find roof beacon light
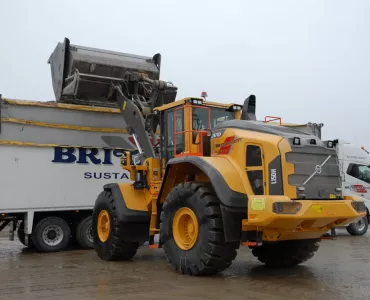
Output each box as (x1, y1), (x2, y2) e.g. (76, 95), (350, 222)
(201, 91), (208, 101)
(293, 137), (301, 145)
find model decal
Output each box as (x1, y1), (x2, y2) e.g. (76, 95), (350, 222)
(216, 136), (242, 154)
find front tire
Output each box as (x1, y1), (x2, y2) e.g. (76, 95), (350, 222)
(346, 216), (368, 236)
(252, 239), (320, 268)
(32, 217), (71, 253)
(92, 191), (138, 261)
(160, 182), (239, 276)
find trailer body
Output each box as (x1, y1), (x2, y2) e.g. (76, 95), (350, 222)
(0, 97), (134, 251)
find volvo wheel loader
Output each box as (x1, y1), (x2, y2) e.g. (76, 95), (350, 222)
(49, 38), (366, 275)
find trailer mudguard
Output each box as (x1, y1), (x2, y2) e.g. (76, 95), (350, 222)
(102, 183), (150, 243)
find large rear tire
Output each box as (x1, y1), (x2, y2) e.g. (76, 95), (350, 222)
(346, 216), (368, 236)
(252, 239), (320, 268)
(32, 217), (71, 253)
(92, 191), (138, 261)
(160, 182), (239, 276)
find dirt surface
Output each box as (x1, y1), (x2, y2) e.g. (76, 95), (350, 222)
(0, 229), (368, 300)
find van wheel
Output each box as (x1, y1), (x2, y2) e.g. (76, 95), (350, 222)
(32, 217), (71, 252)
(76, 216), (94, 249)
(17, 221), (34, 248)
(346, 216), (368, 236)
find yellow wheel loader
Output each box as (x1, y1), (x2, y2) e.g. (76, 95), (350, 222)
(49, 38), (366, 275)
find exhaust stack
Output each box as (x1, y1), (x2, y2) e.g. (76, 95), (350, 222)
(48, 38), (163, 107)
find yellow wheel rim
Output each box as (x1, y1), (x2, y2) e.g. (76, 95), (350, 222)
(97, 210), (111, 243)
(172, 207), (199, 250)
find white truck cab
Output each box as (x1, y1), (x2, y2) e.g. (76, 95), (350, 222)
(337, 140), (370, 235)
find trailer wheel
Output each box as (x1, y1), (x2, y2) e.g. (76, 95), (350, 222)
(346, 216), (368, 236)
(92, 191), (138, 261)
(160, 182), (238, 276)
(76, 216), (94, 249)
(252, 239), (320, 268)
(17, 221), (34, 248)
(32, 217), (71, 253)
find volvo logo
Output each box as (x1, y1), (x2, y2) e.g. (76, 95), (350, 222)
(315, 165), (322, 174)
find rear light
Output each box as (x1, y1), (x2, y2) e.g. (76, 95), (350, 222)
(351, 201), (366, 213)
(273, 202), (302, 214)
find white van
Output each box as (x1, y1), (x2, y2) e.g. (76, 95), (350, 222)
(337, 140), (370, 235)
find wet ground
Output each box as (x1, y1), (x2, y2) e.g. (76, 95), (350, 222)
(0, 229), (369, 300)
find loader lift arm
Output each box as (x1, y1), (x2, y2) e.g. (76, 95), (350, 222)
(111, 73), (178, 161)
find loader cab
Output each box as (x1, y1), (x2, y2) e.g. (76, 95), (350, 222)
(156, 98), (241, 165)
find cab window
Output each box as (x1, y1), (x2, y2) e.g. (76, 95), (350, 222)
(191, 107), (234, 130)
(192, 107), (209, 131)
(165, 109), (184, 160)
(347, 163), (370, 184)
(210, 107), (234, 128)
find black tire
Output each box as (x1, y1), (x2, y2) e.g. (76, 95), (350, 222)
(76, 216), (94, 249)
(32, 217), (71, 253)
(252, 239), (320, 268)
(346, 216), (369, 236)
(17, 221), (34, 248)
(92, 190), (138, 261)
(160, 182), (239, 276)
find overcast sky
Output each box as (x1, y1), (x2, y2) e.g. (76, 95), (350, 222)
(1, 0), (369, 148)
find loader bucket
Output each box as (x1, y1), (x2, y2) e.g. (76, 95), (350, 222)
(48, 38), (162, 107)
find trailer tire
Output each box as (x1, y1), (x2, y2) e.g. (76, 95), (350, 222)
(160, 182), (238, 276)
(76, 216), (94, 249)
(346, 216), (368, 236)
(32, 217), (71, 253)
(17, 221), (34, 248)
(252, 239), (320, 268)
